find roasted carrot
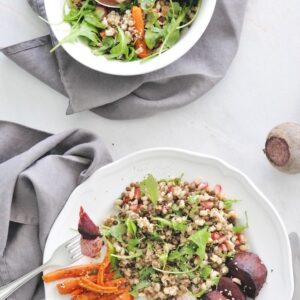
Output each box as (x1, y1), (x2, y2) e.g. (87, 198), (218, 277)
(135, 39), (149, 58)
(116, 292), (133, 300)
(97, 250), (110, 285)
(79, 278), (119, 293)
(71, 289), (84, 296)
(100, 31), (106, 39)
(104, 278), (128, 288)
(43, 263), (101, 283)
(131, 6), (144, 36)
(56, 276), (97, 294)
(71, 292), (101, 300)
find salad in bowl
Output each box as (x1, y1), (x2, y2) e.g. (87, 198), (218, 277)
(44, 0), (216, 75)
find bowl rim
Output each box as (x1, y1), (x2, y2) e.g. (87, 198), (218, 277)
(43, 147), (294, 299)
(44, 0), (216, 76)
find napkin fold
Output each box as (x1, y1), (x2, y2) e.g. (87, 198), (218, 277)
(1, 0), (247, 119)
(0, 121), (112, 300)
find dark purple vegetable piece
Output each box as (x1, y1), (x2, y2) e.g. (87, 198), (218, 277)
(227, 252), (267, 298)
(78, 207), (99, 240)
(217, 277), (245, 300)
(202, 291), (228, 300)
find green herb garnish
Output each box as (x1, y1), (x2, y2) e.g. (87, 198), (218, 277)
(140, 174), (159, 205)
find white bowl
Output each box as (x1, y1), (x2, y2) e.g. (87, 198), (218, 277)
(44, 148), (294, 300)
(44, 0), (216, 76)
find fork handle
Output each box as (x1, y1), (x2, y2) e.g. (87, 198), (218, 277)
(0, 262), (50, 300)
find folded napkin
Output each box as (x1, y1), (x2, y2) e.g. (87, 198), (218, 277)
(0, 121), (112, 300)
(1, 0), (247, 119)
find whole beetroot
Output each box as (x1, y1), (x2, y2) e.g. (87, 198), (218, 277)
(264, 122), (300, 173)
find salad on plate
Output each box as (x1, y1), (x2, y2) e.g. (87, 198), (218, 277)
(43, 175), (267, 300)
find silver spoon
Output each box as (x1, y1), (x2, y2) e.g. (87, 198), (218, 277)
(94, 0), (120, 8)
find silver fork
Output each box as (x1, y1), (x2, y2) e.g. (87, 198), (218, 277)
(0, 235), (82, 300)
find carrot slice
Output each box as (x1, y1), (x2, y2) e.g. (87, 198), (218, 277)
(116, 292), (133, 300)
(71, 289), (84, 296)
(131, 6), (144, 36)
(79, 278), (119, 294)
(97, 250), (110, 284)
(43, 263), (101, 283)
(56, 276), (97, 294)
(71, 293), (101, 300)
(135, 39), (149, 58)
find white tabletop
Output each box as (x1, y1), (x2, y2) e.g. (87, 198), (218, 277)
(0, 0), (300, 234)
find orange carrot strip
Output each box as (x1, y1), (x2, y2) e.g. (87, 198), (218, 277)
(116, 292), (133, 300)
(71, 289), (84, 296)
(43, 263), (101, 283)
(97, 250), (110, 285)
(71, 293), (101, 300)
(104, 278), (128, 288)
(135, 39), (149, 58)
(131, 6), (144, 36)
(56, 276), (97, 294)
(79, 278), (119, 294)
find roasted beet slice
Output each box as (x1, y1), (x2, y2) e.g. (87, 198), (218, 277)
(217, 277), (245, 300)
(202, 291), (228, 300)
(78, 207), (99, 240)
(227, 252), (267, 298)
(80, 237), (103, 258)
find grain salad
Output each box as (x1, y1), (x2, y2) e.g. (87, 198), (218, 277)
(50, 0), (201, 61)
(100, 175), (248, 299)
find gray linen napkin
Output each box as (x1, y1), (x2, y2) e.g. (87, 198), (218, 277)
(0, 121), (112, 300)
(1, 0), (247, 119)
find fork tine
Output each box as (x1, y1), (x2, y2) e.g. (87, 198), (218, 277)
(70, 248), (82, 257)
(64, 235), (80, 248)
(72, 253), (84, 261)
(69, 245), (81, 253)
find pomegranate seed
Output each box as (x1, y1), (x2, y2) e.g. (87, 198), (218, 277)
(130, 204), (140, 212)
(199, 182), (208, 190)
(214, 184), (222, 195)
(212, 232), (220, 240)
(135, 187), (141, 199)
(220, 243), (228, 252)
(168, 186), (174, 193)
(122, 196), (130, 204)
(201, 201), (214, 209)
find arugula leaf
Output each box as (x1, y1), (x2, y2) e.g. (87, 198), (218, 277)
(159, 252), (169, 269)
(187, 195), (199, 204)
(106, 27), (129, 59)
(111, 249), (143, 259)
(193, 289), (207, 298)
(130, 281), (150, 298)
(200, 265), (212, 279)
(105, 239), (118, 270)
(145, 29), (160, 50)
(126, 218), (137, 237)
(224, 199), (240, 210)
(109, 223), (126, 242)
(51, 21), (99, 52)
(188, 227), (210, 260)
(154, 217), (187, 231)
(153, 217), (172, 227)
(140, 174), (159, 205)
(127, 238), (140, 252)
(139, 267), (155, 280)
(113, 270), (122, 279)
(84, 13), (105, 28)
(233, 211), (249, 234)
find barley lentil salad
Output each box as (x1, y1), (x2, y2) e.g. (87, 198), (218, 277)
(51, 0), (201, 61)
(101, 175), (248, 299)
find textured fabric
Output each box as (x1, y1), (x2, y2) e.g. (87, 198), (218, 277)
(0, 121), (112, 300)
(1, 0), (247, 119)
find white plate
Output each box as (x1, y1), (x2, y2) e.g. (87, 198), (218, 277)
(44, 0), (216, 76)
(44, 148), (294, 299)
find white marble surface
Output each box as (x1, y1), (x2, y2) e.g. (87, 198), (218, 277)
(0, 0), (300, 235)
